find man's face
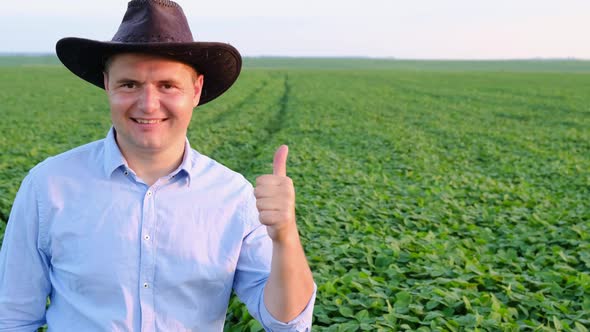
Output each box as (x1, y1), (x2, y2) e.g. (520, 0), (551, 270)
(103, 53), (203, 157)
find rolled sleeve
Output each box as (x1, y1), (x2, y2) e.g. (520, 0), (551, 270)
(259, 283), (316, 332)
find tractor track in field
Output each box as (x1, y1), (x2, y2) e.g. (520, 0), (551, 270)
(263, 73), (289, 138)
(231, 73), (290, 176)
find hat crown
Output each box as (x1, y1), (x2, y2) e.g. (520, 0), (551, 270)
(112, 0), (194, 43)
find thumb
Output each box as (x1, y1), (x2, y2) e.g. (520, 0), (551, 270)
(273, 145), (288, 177)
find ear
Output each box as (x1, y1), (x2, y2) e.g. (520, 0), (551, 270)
(103, 72), (110, 92)
(192, 74), (204, 108)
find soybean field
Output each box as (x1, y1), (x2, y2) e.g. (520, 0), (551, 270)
(1, 57), (589, 331)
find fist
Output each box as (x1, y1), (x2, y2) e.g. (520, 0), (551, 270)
(254, 145), (297, 243)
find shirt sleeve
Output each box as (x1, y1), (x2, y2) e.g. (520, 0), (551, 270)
(232, 192), (273, 323)
(258, 283), (316, 332)
(232, 189), (315, 332)
(0, 173), (51, 331)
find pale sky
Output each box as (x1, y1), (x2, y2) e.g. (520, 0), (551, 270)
(1, 0), (589, 59)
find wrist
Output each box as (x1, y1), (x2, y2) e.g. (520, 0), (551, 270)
(270, 225), (302, 248)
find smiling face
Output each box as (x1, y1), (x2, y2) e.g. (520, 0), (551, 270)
(103, 53), (203, 159)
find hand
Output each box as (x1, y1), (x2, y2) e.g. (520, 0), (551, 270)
(254, 145), (297, 243)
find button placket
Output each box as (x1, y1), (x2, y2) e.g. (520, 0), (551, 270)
(139, 186), (157, 328)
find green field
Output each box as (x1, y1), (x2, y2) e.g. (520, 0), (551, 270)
(1, 57), (589, 331)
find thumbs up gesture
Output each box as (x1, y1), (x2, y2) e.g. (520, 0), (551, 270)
(254, 145), (297, 243)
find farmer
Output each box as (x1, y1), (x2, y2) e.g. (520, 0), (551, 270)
(0, 0), (315, 331)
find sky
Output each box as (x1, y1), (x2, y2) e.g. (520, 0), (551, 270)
(1, 0), (589, 59)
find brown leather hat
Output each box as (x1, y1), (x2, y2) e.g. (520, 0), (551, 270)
(56, 0), (241, 105)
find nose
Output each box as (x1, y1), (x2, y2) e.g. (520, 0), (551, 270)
(138, 84), (160, 114)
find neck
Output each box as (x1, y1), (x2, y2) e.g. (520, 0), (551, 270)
(117, 139), (185, 187)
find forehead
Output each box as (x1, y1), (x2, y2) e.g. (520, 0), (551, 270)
(105, 53), (198, 76)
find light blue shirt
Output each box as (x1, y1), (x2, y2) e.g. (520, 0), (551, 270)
(0, 128), (315, 331)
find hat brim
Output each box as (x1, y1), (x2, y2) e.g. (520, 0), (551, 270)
(56, 37), (242, 106)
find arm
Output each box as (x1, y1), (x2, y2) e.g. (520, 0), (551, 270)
(263, 227), (314, 322)
(254, 145), (315, 322)
(0, 173), (51, 331)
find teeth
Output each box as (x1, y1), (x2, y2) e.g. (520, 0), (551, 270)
(135, 119), (162, 124)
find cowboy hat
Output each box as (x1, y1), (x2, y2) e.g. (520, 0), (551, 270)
(56, 0), (242, 105)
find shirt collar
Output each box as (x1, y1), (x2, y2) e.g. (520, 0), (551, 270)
(103, 127), (127, 177)
(103, 127), (195, 187)
(172, 137), (194, 187)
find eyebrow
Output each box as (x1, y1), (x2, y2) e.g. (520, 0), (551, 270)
(114, 78), (141, 85)
(158, 79), (180, 85)
(114, 77), (183, 84)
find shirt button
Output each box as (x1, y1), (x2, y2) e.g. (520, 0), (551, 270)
(144, 234), (150, 241)
(143, 283), (149, 288)
(124, 170), (129, 176)
(147, 191), (152, 197)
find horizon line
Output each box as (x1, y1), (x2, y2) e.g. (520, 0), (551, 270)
(0, 52), (589, 62)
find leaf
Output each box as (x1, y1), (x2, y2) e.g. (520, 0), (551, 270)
(394, 291), (412, 313)
(553, 316), (563, 331)
(339, 306), (355, 318)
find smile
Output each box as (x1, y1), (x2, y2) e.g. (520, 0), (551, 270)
(132, 118), (165, 124)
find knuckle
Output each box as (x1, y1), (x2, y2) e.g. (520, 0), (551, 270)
(287, 200), (296, 210)
(286, 188), (295, 200)
(280, 210), (290, 221)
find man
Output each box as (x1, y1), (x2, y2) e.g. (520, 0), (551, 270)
(0, 1), (315, 331)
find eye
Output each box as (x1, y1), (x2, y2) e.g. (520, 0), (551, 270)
(162, 83), (174, 89)
(121, 82), (136, 89)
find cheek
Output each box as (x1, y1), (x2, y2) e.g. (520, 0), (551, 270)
(108, 94), (135, 114)
(162, 95), (195, 115)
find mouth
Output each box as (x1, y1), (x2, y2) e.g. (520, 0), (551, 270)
(131, 118), (167, 124)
